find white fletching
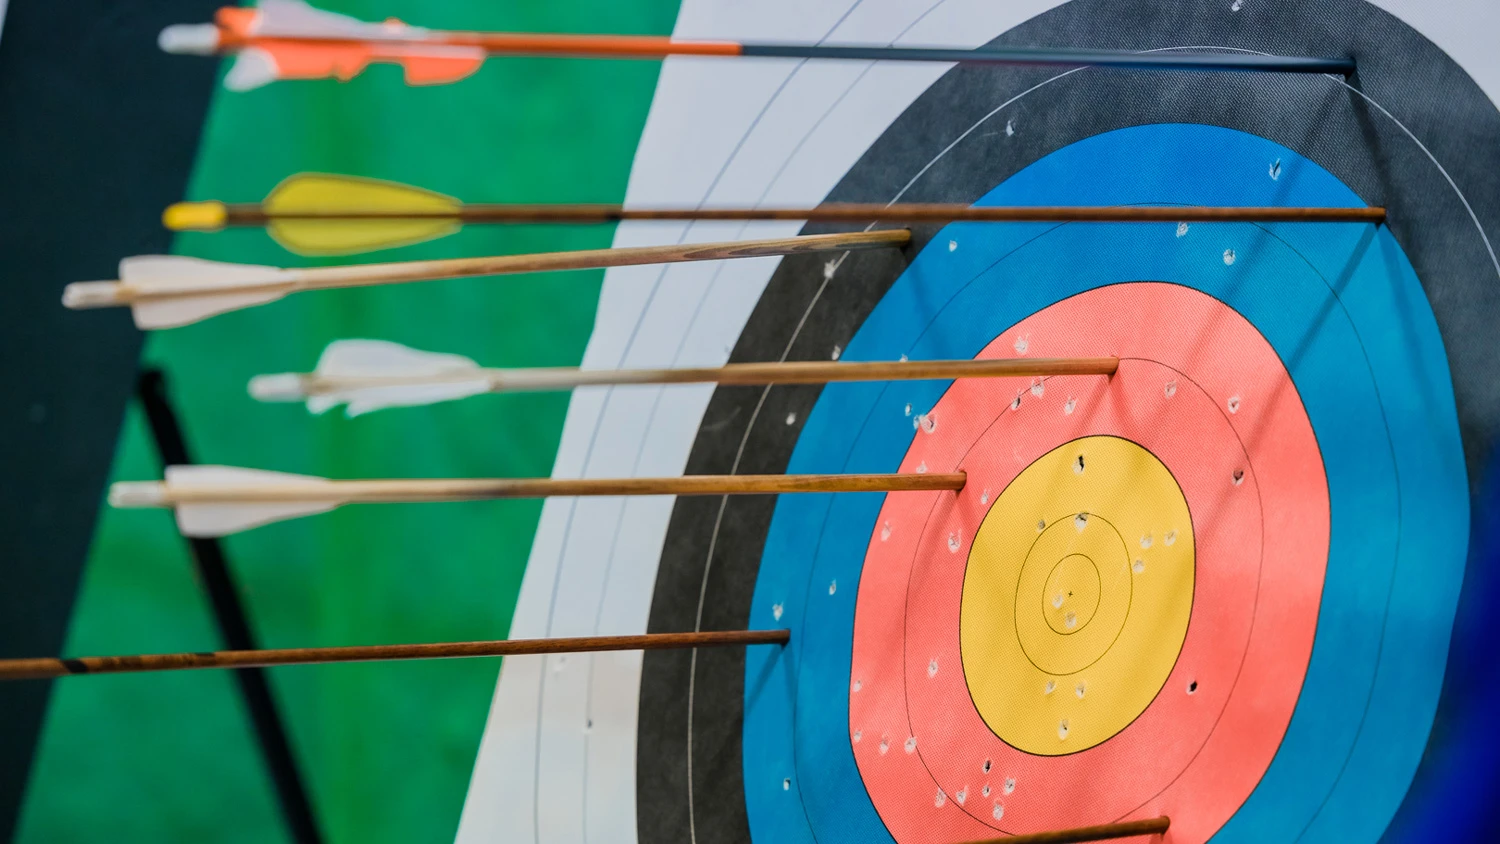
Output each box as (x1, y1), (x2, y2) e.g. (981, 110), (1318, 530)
(120, 255), (294, 329)
(224, 48), (282, 92)
(304, 339), (491, 416)
(165, 465), (339, 537)
(253, 0), (429, 40)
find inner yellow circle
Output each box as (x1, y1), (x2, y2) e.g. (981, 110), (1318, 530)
(1042, 554), (1101, 635)
(960, 436), (1194, 755)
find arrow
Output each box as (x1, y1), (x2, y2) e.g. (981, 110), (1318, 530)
(961, 816), (1171, 844)
(160, 0), (1354, 92)
(0, 629), (789, 681)
(111, 465), (966, 537)
(60, 229), (906, 329)
(249, 339), (1120, 416)
(163, 173), (1388, 256)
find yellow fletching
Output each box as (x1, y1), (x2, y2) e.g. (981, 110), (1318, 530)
(164, 201), (228, 232)
(264, 173), (462, 256)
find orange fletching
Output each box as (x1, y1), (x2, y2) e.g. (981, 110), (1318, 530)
(262, 41), (375, 82)
(213, 6), (256, 48)
(205, 3), (625, 86)
(396, 50), (487, 86)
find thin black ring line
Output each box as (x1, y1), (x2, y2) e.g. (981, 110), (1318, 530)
(1006, 513), (1133, 678)
(1041, 553), (1104, 636)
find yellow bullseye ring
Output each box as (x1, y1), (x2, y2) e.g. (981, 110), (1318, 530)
(960, 436), (1194, 755)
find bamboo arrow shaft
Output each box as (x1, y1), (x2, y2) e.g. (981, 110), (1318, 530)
(216, 202), (1386, 226)
(0, 629), (790, 681)
(292, 357), (1120, 394)
(962, 816), (1170, 844)
(122, 473), (967, 506)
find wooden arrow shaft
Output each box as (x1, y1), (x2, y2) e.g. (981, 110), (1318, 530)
(280, 228), (906, 294)
(108, 230), (905, 303)
(219, 202), (1386, 225)
(0, 629), (789, 681)
(962, 816), (1170, 844)
(139, 472), (967, 505)
(295, 357), (1120, 394)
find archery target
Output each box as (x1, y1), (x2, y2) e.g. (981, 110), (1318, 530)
(458, 1), (1500, 843)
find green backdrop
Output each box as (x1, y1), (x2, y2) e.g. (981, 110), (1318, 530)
(16, 1), (680, 840)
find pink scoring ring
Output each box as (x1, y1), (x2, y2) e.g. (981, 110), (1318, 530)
(849, 283), (1328, 843)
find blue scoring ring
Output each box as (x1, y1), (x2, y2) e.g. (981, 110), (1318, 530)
(742, 124), (1467, 843)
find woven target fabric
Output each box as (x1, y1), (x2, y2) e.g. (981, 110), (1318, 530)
(740, 123), (1464, 844)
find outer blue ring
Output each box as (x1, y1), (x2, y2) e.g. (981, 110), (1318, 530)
(743, 125), (1467, 843)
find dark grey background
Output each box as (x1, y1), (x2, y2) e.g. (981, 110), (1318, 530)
(0, 0), (221, 836)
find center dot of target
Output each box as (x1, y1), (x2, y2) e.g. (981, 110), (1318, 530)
(1043, 554), (1101, 634)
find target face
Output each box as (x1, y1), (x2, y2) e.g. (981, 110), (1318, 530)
(458, 1), (1500, 842)
(736, 121), (1468, 843)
